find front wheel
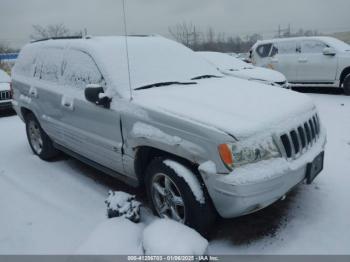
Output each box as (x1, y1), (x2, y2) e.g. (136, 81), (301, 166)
(344, 74), (350, 96)
(25, 113), (59, 160)
(145, 158), (215, 236)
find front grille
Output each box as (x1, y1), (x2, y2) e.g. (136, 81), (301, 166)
(279, 114), (321, 159)
(0, 90), (11, 101)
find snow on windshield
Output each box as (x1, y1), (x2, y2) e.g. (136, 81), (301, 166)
(197, 51), (251, 71)
(88, 36), (222, 97)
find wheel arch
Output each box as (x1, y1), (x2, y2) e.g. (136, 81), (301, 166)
(134, 146), (202, 187)
(340, 67), (350, 86)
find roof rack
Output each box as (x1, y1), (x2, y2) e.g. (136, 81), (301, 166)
(30, 35), (84, 43)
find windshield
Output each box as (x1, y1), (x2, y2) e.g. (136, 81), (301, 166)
(197, 51), (252, 71)
(91, 36), (222, 97)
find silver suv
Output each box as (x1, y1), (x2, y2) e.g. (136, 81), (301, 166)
(12, 36), (326, 234)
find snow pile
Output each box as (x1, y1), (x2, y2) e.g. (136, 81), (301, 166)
(76, 218), (144, 255)
(105, 191), (141, 223)
(163, 160), (205, 204)
(142, 219), (208, 255)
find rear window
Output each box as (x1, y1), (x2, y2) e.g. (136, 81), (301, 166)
(256, 44), (272, 58)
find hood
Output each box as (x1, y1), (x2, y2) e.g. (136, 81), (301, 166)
(133, 77), (314, 139)
(0, 83), (10, 92)
(224, 67), (286, 84)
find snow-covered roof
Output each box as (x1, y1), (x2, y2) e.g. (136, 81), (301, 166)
(0, 69), (10, 83)
(23, 36), (221, 98)
(254, 36), (350, 51)
(197, 51), (251, 70)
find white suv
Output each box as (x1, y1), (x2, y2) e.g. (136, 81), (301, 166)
(251, 36), (350, 95)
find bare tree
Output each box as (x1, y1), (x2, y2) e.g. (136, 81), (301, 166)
(168, 22), (201, 49)
(30, 23), (81, 40)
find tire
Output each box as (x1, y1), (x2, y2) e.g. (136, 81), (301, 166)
(145, 158), (215, 236)
(344, 74), (350, 96)
(25, 113), (59, 160)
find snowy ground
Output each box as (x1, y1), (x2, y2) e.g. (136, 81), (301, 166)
(0, 91), (349, 255)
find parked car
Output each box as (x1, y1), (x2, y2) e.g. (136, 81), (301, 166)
(197, 51), (289, 88)
(251, 36), (350, 95)
(12, 36), (326, 234)
(0, 69), (12, 111)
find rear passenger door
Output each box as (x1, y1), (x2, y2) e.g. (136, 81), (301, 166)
(59, 48), (124, 173)
(271, 40), (299, 82)
(31, 47), (65, 143)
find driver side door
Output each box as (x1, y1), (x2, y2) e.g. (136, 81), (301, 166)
(59, 48), (124, 173)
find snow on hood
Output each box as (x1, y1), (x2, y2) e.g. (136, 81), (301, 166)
(197, 51), (286, 83)
(134, 77), (315, 139)
(225, 67), (286, 83)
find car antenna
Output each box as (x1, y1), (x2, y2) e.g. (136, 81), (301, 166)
(122, 0), (133, 101)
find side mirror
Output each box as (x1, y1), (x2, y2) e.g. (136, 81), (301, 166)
(84, 84), (111, 109)
(323, 47), (336, 56)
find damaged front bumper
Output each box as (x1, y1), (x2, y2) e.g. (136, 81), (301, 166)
(201, 129), (327, 218)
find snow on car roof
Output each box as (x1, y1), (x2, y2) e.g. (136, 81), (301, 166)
(0, 69), (10, 83)
(23, 36), (221, 98)
(197, 51), (251, 71)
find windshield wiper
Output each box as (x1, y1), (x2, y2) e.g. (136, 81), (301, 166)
(191, 75), (221, 80)
(134, 81), (196, 91)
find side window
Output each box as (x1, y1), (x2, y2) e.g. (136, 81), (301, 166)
(301, 40), (328, 54)
(62, 49), (104, 90)
(34, 48), (63, 83)
(256, 44), (272, 58)
(276, 41), (298, 55)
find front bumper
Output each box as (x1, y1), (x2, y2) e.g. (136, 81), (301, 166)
(201, 129), (326, 218)
(0, 100), (13, 110)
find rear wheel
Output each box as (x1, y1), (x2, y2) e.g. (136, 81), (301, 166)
(25, 113), (59, 160)
(344, 74), (350, 96)
(145, 158), (215, 236)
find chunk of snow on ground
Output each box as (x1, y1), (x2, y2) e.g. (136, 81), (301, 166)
(105, 191), (141, 223)
(163, 160), (205, 204)
(76, 218), (144, 255)
(131, 122), (182, 145)
(142, 219), (208, 255)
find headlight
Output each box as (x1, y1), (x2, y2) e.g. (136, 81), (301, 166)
(219, 136), (281, 170)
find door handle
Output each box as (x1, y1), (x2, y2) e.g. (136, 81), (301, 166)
(28, 87), (38, 98)
(271, 58), (279, 63)
(61, 96), (74, 111)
